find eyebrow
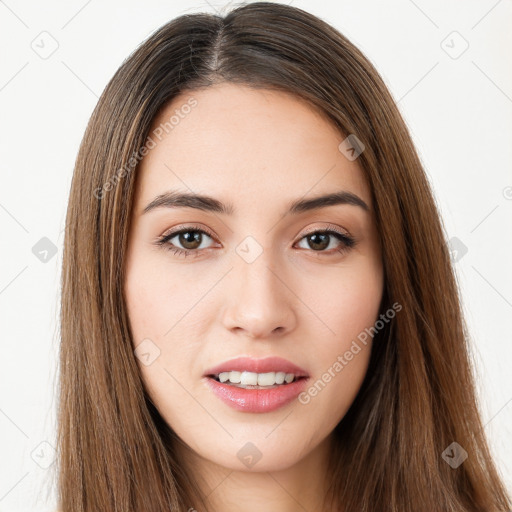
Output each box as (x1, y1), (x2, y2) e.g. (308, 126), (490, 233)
(142, 189), (370, 216)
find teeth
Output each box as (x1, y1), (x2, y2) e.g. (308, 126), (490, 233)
(217, 371), (297, 386)
(227, 371), (241, 383)
(275, 372), (285, 385)
(241, 371), (258, 386)
(257, 372), (275, 386)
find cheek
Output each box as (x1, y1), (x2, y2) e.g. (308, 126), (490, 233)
(332, 272), (383, 334)
(124, 251), (197, 345)
(124, 252), (212, 405)
(294, 258), (383, 424)
(124, 275), (170, 346)
(298, 254), (383, 339)
(124, 267), (205, 428)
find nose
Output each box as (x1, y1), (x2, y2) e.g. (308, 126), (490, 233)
(220, 248), (297, 340)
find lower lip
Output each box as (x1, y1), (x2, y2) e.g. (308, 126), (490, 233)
(204, 376), (309, 413)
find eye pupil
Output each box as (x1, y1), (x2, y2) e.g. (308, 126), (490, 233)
(308, 233), (329, 251)
(180, 231), (202, 249)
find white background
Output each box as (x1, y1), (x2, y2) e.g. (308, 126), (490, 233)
(0, 0), (511, 510)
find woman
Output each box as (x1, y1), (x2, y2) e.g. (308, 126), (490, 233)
(57, 2), (512, 510)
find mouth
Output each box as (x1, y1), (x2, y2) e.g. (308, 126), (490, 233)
(202, 357), (310, 413)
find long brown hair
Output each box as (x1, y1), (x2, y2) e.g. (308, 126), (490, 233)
(57, 2), (511, 510)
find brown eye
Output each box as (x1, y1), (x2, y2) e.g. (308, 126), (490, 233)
(175, 231), (204, 250)
(305, 232), (330, 251)
(296, 229), (355, 254)
(155, 226), (216, 257)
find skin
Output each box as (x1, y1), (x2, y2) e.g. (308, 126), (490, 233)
(123, 82), (384, 512)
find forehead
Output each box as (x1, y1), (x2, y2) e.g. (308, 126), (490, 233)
(134, 83), (371, 215)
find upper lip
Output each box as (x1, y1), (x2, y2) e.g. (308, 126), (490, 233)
(203, 356), (309, 377)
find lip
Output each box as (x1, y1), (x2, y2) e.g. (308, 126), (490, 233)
(204, 375), (309, 413)
(203, 356), (309, 378)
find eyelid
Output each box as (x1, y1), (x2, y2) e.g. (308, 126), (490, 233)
(159, 223), (218, 241)
(298, 222), (351, 240)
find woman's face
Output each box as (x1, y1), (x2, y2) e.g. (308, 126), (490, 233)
(124, 82), (384, 473)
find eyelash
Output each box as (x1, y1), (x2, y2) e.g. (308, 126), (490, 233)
(154, 223), (356, 258)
